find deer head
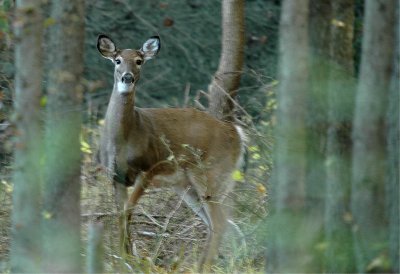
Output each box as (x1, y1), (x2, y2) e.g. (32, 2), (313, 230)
(97, 34), (160, 94)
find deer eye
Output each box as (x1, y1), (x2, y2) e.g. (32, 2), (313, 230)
(136, 59), (142, 65)
(115, 59), (121, 65)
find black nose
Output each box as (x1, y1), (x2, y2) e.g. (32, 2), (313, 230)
(122, 73), (134, 84)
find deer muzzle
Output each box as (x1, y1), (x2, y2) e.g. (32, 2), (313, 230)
(122, 73), (134, 84)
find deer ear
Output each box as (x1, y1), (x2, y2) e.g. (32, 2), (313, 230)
(97, 34), (116, 59)
(140, 36), (160, 61)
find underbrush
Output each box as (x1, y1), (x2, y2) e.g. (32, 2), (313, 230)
(0, 122), (269, 272)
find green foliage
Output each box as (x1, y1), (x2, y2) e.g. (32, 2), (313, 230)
(0, 1), (12, 33)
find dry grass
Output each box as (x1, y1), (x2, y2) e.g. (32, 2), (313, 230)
(0, 178), (11, 270)
(81, 148), (267, 272)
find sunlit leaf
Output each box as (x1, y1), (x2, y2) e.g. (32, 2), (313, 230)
(331, 18), (346, 28)
(314, 241), (328, 252)
(259, 165), (267, 171)
(167, 154), (175, 161)
(80, 135), (92, 154)
(43, 17), (56, 28)
(256, 183), (266, 195)
(1, 180), (13, 193)
(248, 146), (259, 152)
(366, 253), (391, 272)
(42, 210), (53, 219)
(342, 212), (353, 223)
(232, 170), (244, 182)
(40, 96), (47, 107)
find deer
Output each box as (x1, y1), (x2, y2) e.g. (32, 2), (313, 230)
(97, 34), (245, 271)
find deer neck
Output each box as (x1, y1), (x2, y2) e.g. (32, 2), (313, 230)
(106, 85), (137, 141)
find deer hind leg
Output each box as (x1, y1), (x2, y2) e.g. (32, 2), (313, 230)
(199, 199), (228, 272)
(184, 169), (234, 271)
(173, 185), (211, 227)
(177, 185), (228, 273)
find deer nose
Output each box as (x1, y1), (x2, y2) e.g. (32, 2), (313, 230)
(122, 73), (134, 84)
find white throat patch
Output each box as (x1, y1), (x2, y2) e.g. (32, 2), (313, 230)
(117, 81), (134, 94)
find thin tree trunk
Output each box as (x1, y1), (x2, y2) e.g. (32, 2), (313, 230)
(386, 2), (399, 271)
(10, 0), (43, 272)
(87, 223), (104, 274)
(41, 1), (85, 272)
(324, 1), (356, 271)
(207, 0), (244, 121)
(351, 0), (395, 272)
(267, 0), (309, 272)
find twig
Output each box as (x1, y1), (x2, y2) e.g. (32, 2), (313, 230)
(81, 212), (118, 220)
(177, 219), (203, 235)
(194, 99), (206, 111)
(138, 205), (163, 228)
(209, 77), (275, 148)
(194, 89), (208, 110)
(183, 82), (191, 108)
(138, 231), (170, 238)
(151, 188), (188, 260)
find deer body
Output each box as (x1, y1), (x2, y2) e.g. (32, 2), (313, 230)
(97, 34), (244, 271)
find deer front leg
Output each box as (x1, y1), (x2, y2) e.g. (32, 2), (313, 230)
(123, 163), (176, 258)
(120, 174), (148, 258)
(113, 175), (132, 256)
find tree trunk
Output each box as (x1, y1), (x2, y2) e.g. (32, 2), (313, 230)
(275, 0), (309, 214)
(309, 0), (332, 58)
(386, 2), (399, 271)
(305, 0), (332, 243)
(267, 0), (309, 272)
(351, 0), (395, 272)
(10, 0), (43, 272)
(41, 1), (85, 272)
(324, 0), (356, 271)
(207, 0), (244, 121)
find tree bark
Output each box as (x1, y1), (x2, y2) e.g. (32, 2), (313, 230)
(207, 0), (244, 121)
(41, 1), (85, 272)
(324, 0), (356, 271)
(267, 0), (310, 272)
(351, 0), (395, 272)
(10, 0), (43, 272)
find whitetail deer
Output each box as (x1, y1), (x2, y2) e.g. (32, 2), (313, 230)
(97, 34), (245, 271)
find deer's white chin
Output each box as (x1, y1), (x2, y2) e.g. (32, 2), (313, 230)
(117, 82), (135, 94)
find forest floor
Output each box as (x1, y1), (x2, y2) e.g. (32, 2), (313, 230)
(0, 126), (268, 273)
